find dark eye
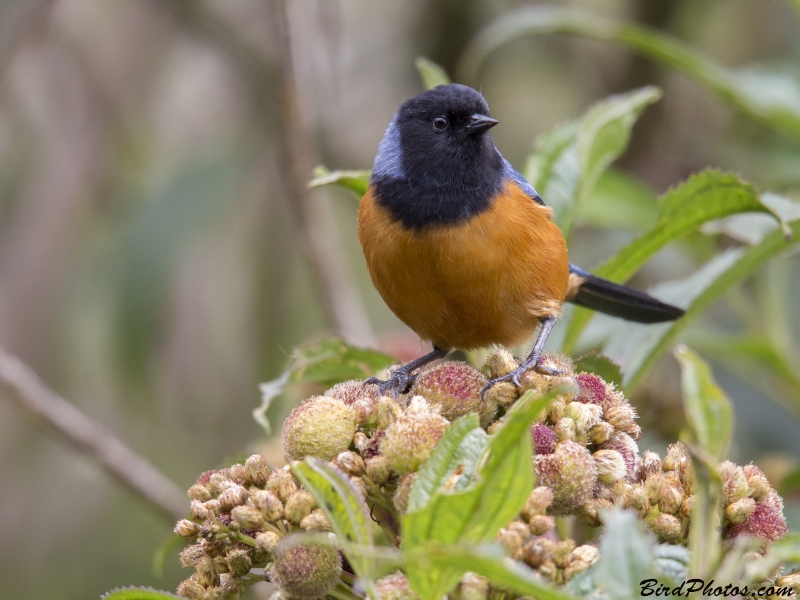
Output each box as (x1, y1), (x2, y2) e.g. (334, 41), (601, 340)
(433, 116), (448, 130)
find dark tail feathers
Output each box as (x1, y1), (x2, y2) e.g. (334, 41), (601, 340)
(567, 265), (684, 324)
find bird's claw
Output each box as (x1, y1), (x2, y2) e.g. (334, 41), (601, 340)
(363, 369), (416, 397)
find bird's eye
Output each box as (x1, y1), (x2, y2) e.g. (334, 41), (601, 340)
(433, 116), (448, 130)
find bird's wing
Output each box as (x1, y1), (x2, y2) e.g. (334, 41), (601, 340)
(500, 155), (545, 206)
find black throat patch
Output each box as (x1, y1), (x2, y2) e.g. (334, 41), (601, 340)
(372, 138), (505, 230)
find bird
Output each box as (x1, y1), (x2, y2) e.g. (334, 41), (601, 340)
(357, 83), (683, 397)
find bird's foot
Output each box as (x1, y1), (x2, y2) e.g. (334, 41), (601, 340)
(364, 367), (417, 397)
(480, 359), (564, 400)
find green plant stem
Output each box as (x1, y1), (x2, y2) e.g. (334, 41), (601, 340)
(556, 517), (570, 541)
(234, 532), (257, 547)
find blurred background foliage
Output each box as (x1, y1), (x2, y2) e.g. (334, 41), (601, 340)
(1, 0), (800, 598)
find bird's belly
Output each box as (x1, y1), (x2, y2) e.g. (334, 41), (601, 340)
(358, 184), (570, 350)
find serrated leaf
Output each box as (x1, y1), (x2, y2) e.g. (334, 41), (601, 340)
(578, 169), (658, 231)
(407, 414), (487, 513)
(415, 57), (451, 90)
(308, 166), (371, 197)
(521, 87), (659, 240)
(459, 6), (800, 139)
(603, 215), (800, 392)
(574, 352), (623, 387)
(675, 346), (733, 462)
(564, 170), (784, 353)
(594, 509), (657, 600)
(101, 588), (181, 600)
(291, 457), (376, 578)
(572, 86), (661, 237)
(402, 389), (561, 599)
(404, 543), (577, 600)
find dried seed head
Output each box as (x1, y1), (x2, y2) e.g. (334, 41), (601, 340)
(272, 536), (342, 600)
(523, 486), (554, 519)
(227, 464), (249, 486)
(376, 395), (403, 429)
(658, 484), (685, 516)
(266, 468), (298, 502)
(483, 348), (518, 379)
(497, 527), (525, 560)
(244, 454), (270, 487)
(252, 490), (284, 522)
(226, 548), (253, 578)
(640, 451), (662, 479)
(374, 572), (418, 600)
(719, 461), (750, 506)
(180, 544), (205, 568)
(453, 572), (489, 600)
(663, 443), (688, 472)
(187, 483), (212, 502)
(365, 455), (391, 485)
(528, 515), (555, 536)
(380, 412), (450, 474)
(522, 538), (552, 569)
(175, 519), (200, 541)
(743, 464), (773, 502)
(625, 484), (648, 511)
(283, 396), (357, 461)
(255, 531), (281, 555)
(231, 505), (264, 530)
(588, 421), (614, 445)
(604, 404), (637, 432)
(190, 500), (209, 521)
(300, 509), (331, 532)
(195, 555), (220, 588)
(335, 451), (365, 476)
(218, 485), (248, 512)
(413, 361), (493, 425)
(554, 417), (577, 442)
(726, 497), (757, 525)
(534, 441), (598, 514)
(284, 490), (316, 524)
(593, 449), (627, 484)
(567, 402), (602, 436)
(564, 545), (600, 581)
(652, 513), (683, 543)
(552, 539), (577, 569)
(325, 379), (377, 406)
(353, 431), (369, 454)
(681, 495), (695, 517)
(484, 381), (519, 409)
(176, 575), (206, 600)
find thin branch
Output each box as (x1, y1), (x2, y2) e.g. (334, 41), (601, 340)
(0, 345), (186, 522)
(270, 0), (376, 347)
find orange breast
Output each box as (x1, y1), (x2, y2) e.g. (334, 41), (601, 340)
(357, 182), (570, 350)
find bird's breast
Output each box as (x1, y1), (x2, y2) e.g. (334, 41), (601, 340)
(358, 181), (570, 350)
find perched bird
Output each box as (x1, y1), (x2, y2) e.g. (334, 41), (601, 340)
(357, 84), (683, 396)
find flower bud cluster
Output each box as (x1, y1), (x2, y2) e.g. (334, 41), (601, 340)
(174, 353), (789, 598)
(174, 455), (338, 600)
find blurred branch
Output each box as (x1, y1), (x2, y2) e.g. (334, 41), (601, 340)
(270, 0), (376, 347)
(155, 0), (376, 348)
(0, 346), (186, 522)
(0, 0), (57, 83)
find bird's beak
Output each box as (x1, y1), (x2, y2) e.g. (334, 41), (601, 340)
(467, 113), (499, 135)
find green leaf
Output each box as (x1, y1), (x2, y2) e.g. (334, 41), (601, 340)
(674, 346), (733, 462)
(674, 348), (729, 578)
(603, 214), (800, 392)
(573, 86), (661, 237)
(254, 337), (395, 434)
(744, 533), (800, 585)
(407, 414), (487, 513)
(578, 169), (658, 231)
(402, 389), (561, 599)
(563, 170), (782, 353)
(308, 166), (371, 197)
(574, 352), (623, 387)
(459, 6), (800, 139)
(594, 509), (657, 600)
(291, 457), (376, 579)
(415, 57), (451, 90)
(404, 543), (577, 600)
(101, 588), (180, 600)
(522, 88), (659, 240)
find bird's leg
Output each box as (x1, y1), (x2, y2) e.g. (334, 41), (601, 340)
(481, 315), (559, 398)
(365, 345), (448, 396)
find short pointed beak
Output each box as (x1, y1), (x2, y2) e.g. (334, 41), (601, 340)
(467, 113), (499, 135)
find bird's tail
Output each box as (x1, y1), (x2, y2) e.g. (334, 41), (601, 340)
(566, 265), (684, 324)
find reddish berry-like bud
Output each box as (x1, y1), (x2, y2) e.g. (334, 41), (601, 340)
(534, 441), (598, 514)
(532, 423), (557, 455)
(413, 361), (493, 425)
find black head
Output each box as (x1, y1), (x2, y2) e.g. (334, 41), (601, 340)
(372, 84), (505, 229)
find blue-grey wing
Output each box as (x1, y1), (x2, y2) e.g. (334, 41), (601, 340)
(500, 155), (545, 206)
